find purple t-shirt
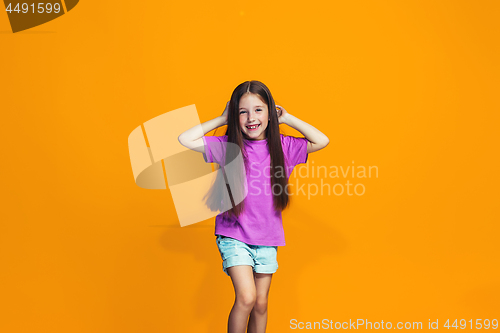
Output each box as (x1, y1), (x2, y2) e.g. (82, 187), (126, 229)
(202, 134), (309, 246)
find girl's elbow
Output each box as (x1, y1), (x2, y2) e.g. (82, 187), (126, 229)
(178, 134), (187, 147)
(322, 136), (330, 148)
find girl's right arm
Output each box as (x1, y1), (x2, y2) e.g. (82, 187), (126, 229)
(177, 102), (229, 154)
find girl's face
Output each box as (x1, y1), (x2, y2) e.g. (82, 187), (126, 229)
(238, 93), (269, 140)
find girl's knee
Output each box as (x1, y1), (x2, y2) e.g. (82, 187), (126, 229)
(235, 291), (256, 309)
(253, 296), (268, 314)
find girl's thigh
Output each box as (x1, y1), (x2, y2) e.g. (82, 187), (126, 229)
(227, 265), (256, 298)
(253, 272), (273, 299)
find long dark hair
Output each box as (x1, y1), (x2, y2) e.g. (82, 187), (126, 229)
(220, 80), (290, 218)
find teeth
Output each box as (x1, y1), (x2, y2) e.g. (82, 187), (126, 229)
(247, 124), (259, 129)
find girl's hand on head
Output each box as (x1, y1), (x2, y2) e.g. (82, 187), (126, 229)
(276, 105), (290, 124)
(221, 101), (229, 125)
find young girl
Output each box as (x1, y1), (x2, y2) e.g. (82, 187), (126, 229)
(178, 80), (329, 333)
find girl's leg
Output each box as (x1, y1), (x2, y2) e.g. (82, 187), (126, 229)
(226, 265), (256, 333)
(247, 272), (273, 333)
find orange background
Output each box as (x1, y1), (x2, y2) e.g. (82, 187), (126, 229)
(1, 1), (499, 332)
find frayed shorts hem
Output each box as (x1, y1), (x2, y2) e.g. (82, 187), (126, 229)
(222, 262), (278, 276)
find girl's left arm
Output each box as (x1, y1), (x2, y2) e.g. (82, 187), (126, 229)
(277, 106), (330, 153)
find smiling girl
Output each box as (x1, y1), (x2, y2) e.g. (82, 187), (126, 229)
(178, 80), (329, 333)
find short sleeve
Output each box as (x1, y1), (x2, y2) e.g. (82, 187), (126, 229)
(202, 135), (228, 164)
(281, 134), (309, 168)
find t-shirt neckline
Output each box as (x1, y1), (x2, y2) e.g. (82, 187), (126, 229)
(243, 138), (268, 145)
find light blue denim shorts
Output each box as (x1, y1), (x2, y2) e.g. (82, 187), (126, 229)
(216, 235), (278, 276)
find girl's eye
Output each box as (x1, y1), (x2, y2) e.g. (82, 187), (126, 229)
(239, 109), (262, 114)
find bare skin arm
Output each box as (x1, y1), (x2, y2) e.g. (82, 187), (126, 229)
(177, 102), (229, 153)
(277, 105), (330, 153)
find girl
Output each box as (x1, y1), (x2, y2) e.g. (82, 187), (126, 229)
(178, 80), (329, 333)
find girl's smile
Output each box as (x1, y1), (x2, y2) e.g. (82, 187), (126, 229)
(246, 124), (260, 131)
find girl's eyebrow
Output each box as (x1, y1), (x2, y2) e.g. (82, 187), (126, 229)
(239, 105), (264, 110)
